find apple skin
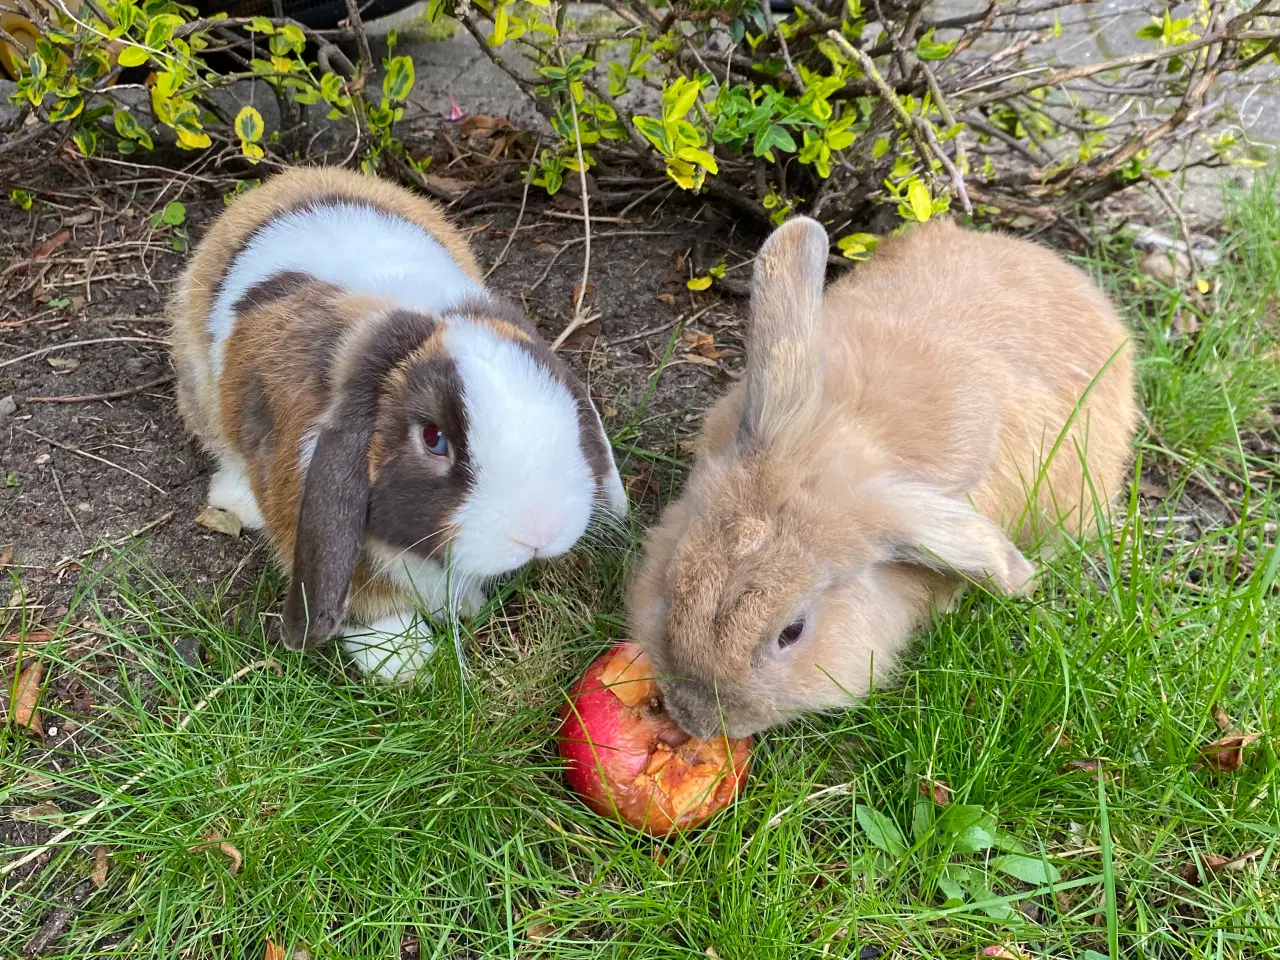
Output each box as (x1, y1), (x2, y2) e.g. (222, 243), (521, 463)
(558, 642), (751, 836)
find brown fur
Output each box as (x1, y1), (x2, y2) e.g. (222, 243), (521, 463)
(169, 165), (480, 461)
(170, 167), (620, 650)
(629, 217), (1138, 738)
(169, 168), (485, 644)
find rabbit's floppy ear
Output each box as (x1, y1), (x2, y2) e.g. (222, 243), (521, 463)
(739, 216), (830, 450)
(281, 312), (432, 649)
(280, 411), (373, 650)
(882, 480), (1036, 596)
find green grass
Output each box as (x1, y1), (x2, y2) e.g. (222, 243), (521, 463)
(2, 176), (1278, 959)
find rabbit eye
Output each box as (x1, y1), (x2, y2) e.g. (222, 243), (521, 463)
(778, 620), (805, 649)
(422, 423), (448, 456)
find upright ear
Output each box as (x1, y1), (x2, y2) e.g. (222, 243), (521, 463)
(882, 481), (1036, 596)
(281, 408), (376, 651)
(739, 216), (830, 450)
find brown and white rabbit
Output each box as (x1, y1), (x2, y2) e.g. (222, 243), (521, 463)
(628, 216), (1137, 738)
(170, 166), (625, 681)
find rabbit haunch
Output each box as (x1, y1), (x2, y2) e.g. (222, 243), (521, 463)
(169, 167), (625, 678)
(629, 216), (1137, 739)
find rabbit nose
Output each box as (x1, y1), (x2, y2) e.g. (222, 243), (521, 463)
(661, 686), (723, 740)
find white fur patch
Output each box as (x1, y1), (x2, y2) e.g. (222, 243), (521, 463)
(298, 424), (321, 476)
(443, 318), (597, 577)
(208, 201), (482, 378)
(340, 609), (435, 683)
(207, 457), (264, 528)
(366, 538), (488, 617)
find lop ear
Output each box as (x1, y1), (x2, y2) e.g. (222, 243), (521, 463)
(739, 216), (830, 450)
(281, 413), (375, 650)
(883, 481), (1036, 596)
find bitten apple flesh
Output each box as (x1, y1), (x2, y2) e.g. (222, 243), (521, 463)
(558, 642), (751, 835)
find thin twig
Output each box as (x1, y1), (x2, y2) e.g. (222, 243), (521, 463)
(762, 0), (806, 94)
(15, 427), (167, 495)
(0, 660), (283, 882)
(484, 142), (540, 281)
(919, 119), (973, 214)
(23, 375), (174, 405)
(0, 337), (167, 371)
(341, 0), (374, 91)
(51, 468), (85, 542)
(1144, 173), (1198, 276)
(551, 69), (598, 352)
(52, 512), (175, 571)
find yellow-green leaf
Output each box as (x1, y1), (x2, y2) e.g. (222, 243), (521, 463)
(686, 275), (712, 291)
(117, 45), (149, 68)
(235, 105), (264, 144)
(668, 81), (700, 121)
(907, 181), (932, 222)
(490, 5), (509, 46)
(383, 55), (415, 102)
(676, 147), (718, 174)
(175, 126), (212, 149)
(1195, 277), (1211, 294)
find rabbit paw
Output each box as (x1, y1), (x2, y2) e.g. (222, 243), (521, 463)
(341, 610), (436, 683)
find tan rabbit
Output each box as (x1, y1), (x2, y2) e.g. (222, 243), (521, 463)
(628, 216), (1137, 738)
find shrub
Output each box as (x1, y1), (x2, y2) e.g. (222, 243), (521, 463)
(4, 0), (1278, 239)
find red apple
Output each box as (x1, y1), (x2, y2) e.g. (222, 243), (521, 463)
(558, 642), (751, 836)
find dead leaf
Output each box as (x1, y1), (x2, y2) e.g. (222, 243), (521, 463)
(0, 544), (13, 567)
(62, 210), (95, 227)
(92, 845), (109, 887)
(265, 941), (286, 960)
(460, 114), (514, 139)
(919, 777), (950, 806)
(681, 353), (720, 367)
(1212, 703), (1233, 732)
(1177, 848), (1264, 883)
(656, 293), (677, 306)
(195, 506), (242, 538)
(1200, 732), (1262, 773)
(2, 627), (57, 646)
(1060, 758), (1106, 779)
(560, 317), (601, 351)
(292, 950), (309, 960)
(13, 802), (62, 821)
(424, 173), (472, 197)
(1139, 249), (1190, 286)
(571, 283), (597, 309)
(68, 295), (86, 310)
(706, 949), (719, 959)
(1138, 479), (1168, 498)
(623, 460), (658, 498)
(1171, 312), (1202, 337)
(48, 356), (80, 372)
(527, 920), (556, 940)
(30, 230), (71, 262)
(190, 831), (243, 874)
(9, 658), (45, 739)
